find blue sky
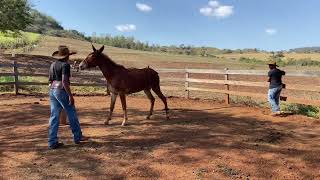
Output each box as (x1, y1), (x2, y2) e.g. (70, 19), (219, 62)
(31, 0), (320, 51)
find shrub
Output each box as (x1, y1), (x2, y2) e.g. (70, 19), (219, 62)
(283, 104), (319, 118)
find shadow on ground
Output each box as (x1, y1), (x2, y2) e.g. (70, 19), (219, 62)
(0, 96), (319, 179)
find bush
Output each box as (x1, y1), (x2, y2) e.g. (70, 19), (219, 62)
(283, 104), (319, 118)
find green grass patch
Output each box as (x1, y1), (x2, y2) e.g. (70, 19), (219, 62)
(0, 76), (14, 83)
(0, 31), (41, 49)
(0, 76), (14, 92)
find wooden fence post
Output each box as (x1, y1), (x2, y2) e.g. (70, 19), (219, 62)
(185, 70), (189, 99)
(13, 61), (19, 95)
(224, 68), (230, 104)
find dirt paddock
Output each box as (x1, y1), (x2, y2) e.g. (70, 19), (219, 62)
(0, 95), (319, 179)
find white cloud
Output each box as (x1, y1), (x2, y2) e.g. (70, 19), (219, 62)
(136, 2), (152, 12)
(116, 24), (137, 32)
(200, 1), (234, 18)
(265, 28), (277, 35)
(208, 1), (219, 8)
(213, 6), (233, 17)
(200, 7), (214, 16)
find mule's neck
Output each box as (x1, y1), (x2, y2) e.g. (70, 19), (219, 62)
(98, 54), (125, 81)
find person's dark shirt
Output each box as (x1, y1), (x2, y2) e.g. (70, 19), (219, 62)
(49, 60), (70, 85)
(268, 68), (285, 89)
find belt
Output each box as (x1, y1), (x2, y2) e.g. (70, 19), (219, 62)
(50, 81), (64, 89)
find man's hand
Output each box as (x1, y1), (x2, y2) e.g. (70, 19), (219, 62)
(69, 96), (75, 105)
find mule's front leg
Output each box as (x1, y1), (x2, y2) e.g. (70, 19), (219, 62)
(119, 94), (128, 126)
(105, 93), (117, 125)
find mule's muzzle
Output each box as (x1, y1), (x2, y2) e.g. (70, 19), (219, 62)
(78, 61), (87, 70)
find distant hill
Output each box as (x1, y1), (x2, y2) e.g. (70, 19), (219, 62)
(289, 47), (320, 53)
(26, 9), (88, 41)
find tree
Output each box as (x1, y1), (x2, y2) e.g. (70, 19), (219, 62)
(26, 9), (63, 34)
(200, 47), (207, 57)
(0, 0), (32, 32)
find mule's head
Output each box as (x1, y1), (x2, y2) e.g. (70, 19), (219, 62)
(79, 45), (105, 70)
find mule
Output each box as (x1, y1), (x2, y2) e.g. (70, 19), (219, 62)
(79, 45), (169, 126)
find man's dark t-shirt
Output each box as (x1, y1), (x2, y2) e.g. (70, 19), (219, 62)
(268, 68), (285, 89)
(49, 60), (70, 84)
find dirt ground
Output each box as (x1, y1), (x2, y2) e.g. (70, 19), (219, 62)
(0, 95), (319, 180)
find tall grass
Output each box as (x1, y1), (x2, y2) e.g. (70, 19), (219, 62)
(0, 31), (41, 49)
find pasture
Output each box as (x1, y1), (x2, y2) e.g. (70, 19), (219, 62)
(7, 35), (320, 70)
(0, 95), (319, 179)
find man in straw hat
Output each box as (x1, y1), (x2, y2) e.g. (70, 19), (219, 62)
(267, 60), (286, 116)
(48, 45), (88, 149)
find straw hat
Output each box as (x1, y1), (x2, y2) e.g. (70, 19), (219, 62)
(267, 60), (279, 67)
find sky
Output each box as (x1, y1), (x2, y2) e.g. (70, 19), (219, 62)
(31, 0), (320, 51)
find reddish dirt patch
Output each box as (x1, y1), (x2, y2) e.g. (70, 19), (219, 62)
(0, 95), (319, 179)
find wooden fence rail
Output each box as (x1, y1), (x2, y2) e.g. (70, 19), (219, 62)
(1, 60), (320, 106)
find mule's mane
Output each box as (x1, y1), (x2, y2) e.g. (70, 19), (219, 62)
(101, 53), (125, 69)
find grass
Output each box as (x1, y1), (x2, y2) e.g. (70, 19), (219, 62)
(0, 76), (14, 92)
(0, 76), (14, 82)
(0, 31), (41, 49)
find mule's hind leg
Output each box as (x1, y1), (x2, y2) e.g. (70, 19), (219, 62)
(152, 85), (169, 120)
(105, 93), (117, 125)
(119, 94), (128, 126)
(144, 89), (155, 119)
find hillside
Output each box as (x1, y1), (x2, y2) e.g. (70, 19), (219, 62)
(15, 35), (263, 70)
(25, 9), (87, 41)
(289, 47), (320, 53)
(1, 35), (318, 71)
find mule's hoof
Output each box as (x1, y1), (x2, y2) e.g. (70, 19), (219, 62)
(104, 121), (109, 125)
(121, 123), (126, 126)
(146, 116), (151, 120)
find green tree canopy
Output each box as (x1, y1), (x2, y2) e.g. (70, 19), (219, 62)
(0, 0), (32, 32)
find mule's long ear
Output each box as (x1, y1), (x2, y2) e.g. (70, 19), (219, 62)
(98, 45), (104, 54)
(92, 44), (97, 52)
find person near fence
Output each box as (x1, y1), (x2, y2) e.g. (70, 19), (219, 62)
(48, 45), (88, 149)
(267, 61), (285, 116)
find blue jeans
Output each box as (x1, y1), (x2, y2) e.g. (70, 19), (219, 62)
(268, 86), (282, 112)
(49, 89), (82, 147)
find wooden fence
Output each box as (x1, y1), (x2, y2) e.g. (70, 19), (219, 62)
(1, 60), (320, 106)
